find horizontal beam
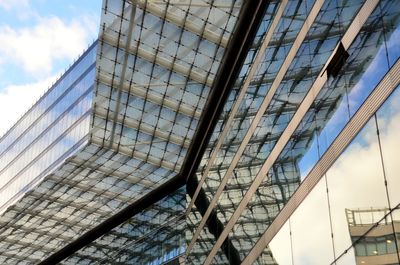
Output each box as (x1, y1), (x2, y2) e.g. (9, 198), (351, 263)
(68, 156), (155, 188)
(130, 0), (230, 47)
(98, 72), (202, 119)
(94, 93), (191, 150)
(91, 134), (180, 173)
(101, 32), (214, 87)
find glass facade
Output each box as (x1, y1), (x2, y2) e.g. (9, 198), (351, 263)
(187, 0), (400, 264)
(0, 0), (244, 264)
(0, 0), (400, 264)
(0, 42), (96, 214)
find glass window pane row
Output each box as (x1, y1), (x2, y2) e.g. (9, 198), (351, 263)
(0, 65), (94, 175)
(0, 90), (93, 189)
(0, 145), (179, 261)
(0, 114), (91, 212)
(0, 44), (96, 155)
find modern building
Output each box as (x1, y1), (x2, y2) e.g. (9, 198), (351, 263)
(0, 0), (399, 264)
(346, 208), (400, 265)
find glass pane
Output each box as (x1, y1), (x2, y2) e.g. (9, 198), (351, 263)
(376, 85), (400, 210)
(326, 117), (389, 263)
(268, 221), (294, 265)
(290, 177), (334, 264)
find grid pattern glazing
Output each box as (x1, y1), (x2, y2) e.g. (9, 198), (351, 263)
(0, 0), (244, 263)
(62, 188), (185, 265)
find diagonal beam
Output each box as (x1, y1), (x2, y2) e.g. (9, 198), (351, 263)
(243, 17), (399, 265)
(186, 0), (288, 220)
(187, 0), (325, 255)
(205, 1), (380, 263)
(183, 0), (272, 263)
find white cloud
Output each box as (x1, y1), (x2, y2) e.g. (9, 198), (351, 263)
(0, 3), (100, 135)
(0, 74), (57, 136)
(0, 0), (35, 20)
(0, 0), (29, 10)
(0, 16), (91, 76)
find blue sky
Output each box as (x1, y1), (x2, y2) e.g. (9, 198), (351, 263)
(0, 0), (102, 135)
